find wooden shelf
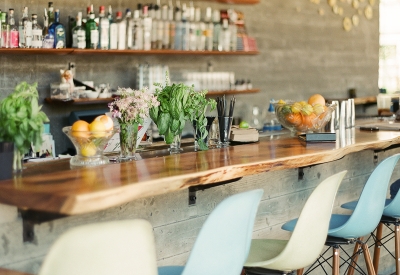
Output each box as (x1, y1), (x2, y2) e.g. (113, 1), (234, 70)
(326, 96), (377, 106)
(0, 48), (259, 56)
(207, 88), (260, 96)
(45, 97), (114, 105)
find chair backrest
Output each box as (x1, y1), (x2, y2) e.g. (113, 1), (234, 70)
(264, 171), (347, 271)
(38, 219), (158, 275)
(182, 189), (264, 275)
(329, 153), (400, 238)
(383, 158), (400, 218)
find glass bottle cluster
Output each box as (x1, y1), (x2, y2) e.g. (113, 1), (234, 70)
(0, 1), (247, 51)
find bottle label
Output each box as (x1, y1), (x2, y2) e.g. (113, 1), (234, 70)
(10, 30), (19, 48)
(109, 23), (118, 49)
(31, 29), (42, 48)
(74, 29), (85, 49)
(25, 21), (32, 47)
(90, 29), (99, 47)
(54, 25), (65, 49)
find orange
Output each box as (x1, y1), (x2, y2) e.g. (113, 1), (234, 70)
(80, 142), (97, 157)
(89, 120), (107, 137)
(94, 115), (114, 131)
(302, 113), (317, 129)
(308, 94), (326, 106)
(71, 120), (90, 138)
(285, 113), (302, 126)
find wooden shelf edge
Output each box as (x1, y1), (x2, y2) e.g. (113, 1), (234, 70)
(45, 97), (114, 105)
(216, 0), (260, 3)
(0, 48), (259, 56)
(207, 88), (260, 96)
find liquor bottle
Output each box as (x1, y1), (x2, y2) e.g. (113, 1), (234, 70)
(125, 9), (133, 49)
(83, 5), (93, 27)
(151, 4), (158, 49)
(72, 12), (85, 49)
(181, 4), (189, 51)
(168, 1), (175, 49)
(19, 7), (32, 48)
(31, 14), (43, 48)
(107, 5), (113, 23)
(228, 9), (237, 51)
(99, 6), (110, 49)
(212, 10), (221, 51)
(8, 9), (19, 48)
(48, 9), (66, 48)
(42, 12), (54, 48)
(132, 9), (143, 50)
(142, 5), (152, 50)
(173, 6), (182, 50)
(109, 11), (119, 50)
(0, 10), (2, 47)
(1, 12), (9, 48)
(85, 12), (99, 49)
(195, 7), (205, 51)
(204, 7), (213, 51)
(188, 4), (196, 51)
(161, 4), (169, 49)
(117, 11), (126, 50)
(48, 2), (55, 26)
(218, 18), (230, 51)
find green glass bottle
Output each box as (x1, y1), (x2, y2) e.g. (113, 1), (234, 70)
(85, 12), (99, 49)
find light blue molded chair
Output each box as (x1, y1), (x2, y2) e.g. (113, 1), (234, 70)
(243, 171), (347, 275)
(282, 153), (400, 275)
(158, 189), (264, 275)
(341, 154), (400, 275)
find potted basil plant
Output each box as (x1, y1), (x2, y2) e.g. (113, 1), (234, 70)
(0, 82), (49, 173)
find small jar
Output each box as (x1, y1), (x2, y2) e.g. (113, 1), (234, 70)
(50, 83), (71, 100)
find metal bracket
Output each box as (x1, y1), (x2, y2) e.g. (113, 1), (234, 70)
(374, 152), (379, 164)
(298, 167), (304, 181)
(20, 209), (67, 243)
(188, 177), (243, 205)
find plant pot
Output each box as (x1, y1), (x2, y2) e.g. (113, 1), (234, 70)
(0, 142), (14, 180)
(169, 133), (183, 154)
(119, 122), (139, 160)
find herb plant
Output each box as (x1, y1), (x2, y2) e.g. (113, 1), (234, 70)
(0, 82), (49, 171)
(150, 79), (216, 151)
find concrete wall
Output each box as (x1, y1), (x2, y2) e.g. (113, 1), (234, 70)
(0, 148), (398, 274)
(0, 0), (379, 155)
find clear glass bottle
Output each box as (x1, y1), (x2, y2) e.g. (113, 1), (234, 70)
(195, 7), (205, 51)
(168, 1), (175, 49)
(181, 4), (189, 51)
(125, 9), (133, 49)
(188, 4), (196, 51)
(42, 12), (54, 48)
(72, 12), (85, 49)
(85, 12), (99, 49)
(228, 9), (237, 51)
(48, 9), (65, 48)
(48, 2), (55, 26)
(204, 7), (213, 51)
(151, 4), (159, 49)
(212, 10), (221, 51)
(116, 11), (126, 50)
(142, 5), (152, 51)
(173, 6), (182, 50)
(99, 6), (110, 49)
(132, 10), (143, 50)
(263, 100), (282, 132)
(218, 18), (230, 51)
(8, 9), (19, 48)
(31, 14), (43, 48)
(1, 12), (9, 48)
(19, 7), (32, 48)
(109, 10), (119, 50)
(161, 4), (169, 49)
(0, 10), (3, 47)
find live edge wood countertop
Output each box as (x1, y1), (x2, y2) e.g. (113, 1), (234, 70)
(0, 130), (400, 216)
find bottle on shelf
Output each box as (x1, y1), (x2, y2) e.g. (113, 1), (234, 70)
(85, 11), (99, 49)
(228, 9), (237, 51)
(218, 18), (230, 51)
(125, 9), (133, 49)
(109, 10), (119, 50)
(195, 7), (205, 51)
(48, 2), (55, 26)
(72, 12), (85, 49)
(132, 9), (143, 50)
(42, 11), (54, 48)
(116, 10), (126, 50)
(212, 10), (221, 51)
(19, 7), (32, 48)
(181, 3), (189, 51)
(48, 9), (66, 48)
(1, 12), (9, 48)
(31, 14), (43, 48)
(8, 9), (19, 49)
(263, 100), (282, 132)
(99, 6), (110, 49)
(173, 5), (182, 50)
(188, 3), (196, 51)
(151, 3), (159, 49)
(168, 1), (175, 49)
(161, 4), (169, 49)
(142, 5), (152, 50)
(204, 7), (213, 51)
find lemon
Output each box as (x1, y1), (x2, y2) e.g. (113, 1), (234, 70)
(80, 142), (97, 157)
(89, 120), (107, 138)
(239, 121), (249, 128)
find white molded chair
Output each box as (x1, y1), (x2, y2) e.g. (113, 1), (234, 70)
(38, 219), (158, 275)
(244, 171), (347, 275)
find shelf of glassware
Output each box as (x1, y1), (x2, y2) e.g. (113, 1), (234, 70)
(0, 48), (259, 56)
(44, 89), (260, 105)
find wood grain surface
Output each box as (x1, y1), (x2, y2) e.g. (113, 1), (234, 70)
(0, 268), (33, 275)
(0, 130), (399, 215)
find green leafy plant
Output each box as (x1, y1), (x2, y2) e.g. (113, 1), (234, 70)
(0, 82), (49, 171)
(150, 78), (216, 151)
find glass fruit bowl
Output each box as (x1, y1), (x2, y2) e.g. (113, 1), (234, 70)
(274, 101), (336, 136)
(63, 126), (118, 167)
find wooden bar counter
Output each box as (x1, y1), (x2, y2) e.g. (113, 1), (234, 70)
(0, 129), (400, 216)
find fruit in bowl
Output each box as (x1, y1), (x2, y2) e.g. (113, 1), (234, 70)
(274, 94), (336, 136)
(63, 115), (117, 167)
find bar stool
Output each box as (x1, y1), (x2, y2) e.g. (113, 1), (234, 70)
(281, 153), (400, 275)
(243, 171), (347, 275)
(341, 155), (400, 275)
(38, 219), (158, 275)
(158, 189), (264, 275)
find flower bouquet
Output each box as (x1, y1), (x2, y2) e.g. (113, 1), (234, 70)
(109, 87), (159, 160)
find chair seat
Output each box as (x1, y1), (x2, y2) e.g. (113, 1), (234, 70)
(341, 199), (392, 211)
(158, 266), (185, 275)
(245, 239), (288, 268)
(282, 214), (351, 235)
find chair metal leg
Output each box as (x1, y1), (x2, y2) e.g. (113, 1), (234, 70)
(395, 224), (400, 275)
(333, 247), (340, 275)
(373, 222), (384, 273)
(361, 241), (376, 275)
(297, 268), (304, 275)
(347, 239), (362, 275)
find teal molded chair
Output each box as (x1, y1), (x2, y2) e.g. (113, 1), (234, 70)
(341, 154), (400, 275)
(243, 171), (347, 275)
(158, 189), (264, 275)
(282, 153), (400, 275)
(38, 219), (158, 275)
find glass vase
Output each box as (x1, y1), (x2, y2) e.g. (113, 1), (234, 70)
(119, 122), (139, 161)
(169, 133), (183, 154)
(13, 146), (24, 174)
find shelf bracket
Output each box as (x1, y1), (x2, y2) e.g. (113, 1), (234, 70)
(188, 177), (243, 205)
(20, 209), (67, 243)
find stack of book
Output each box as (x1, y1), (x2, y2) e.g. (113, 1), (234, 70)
(230, 126), (259, 142)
